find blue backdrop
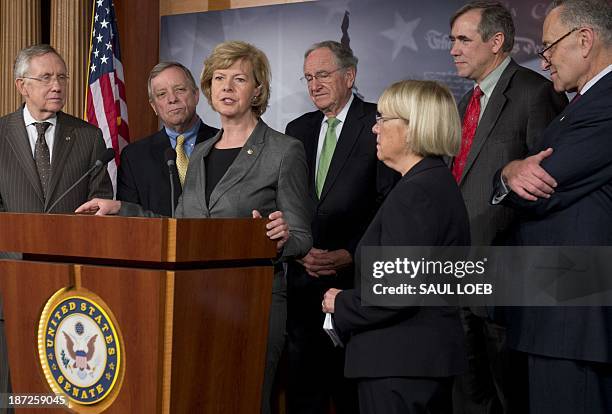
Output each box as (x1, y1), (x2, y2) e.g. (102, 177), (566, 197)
(160, 0), (554, 131)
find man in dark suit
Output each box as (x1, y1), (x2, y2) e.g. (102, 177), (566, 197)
(117, 62), (217, 216)
(448, 2), (568, 413)
(285, 40), (397, 414)
(0, 44), (112, 403)
(492, 0), (612, 412)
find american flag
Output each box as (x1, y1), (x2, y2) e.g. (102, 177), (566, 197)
(85, 0), (129, 191)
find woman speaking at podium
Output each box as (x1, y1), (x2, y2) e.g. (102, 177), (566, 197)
(76, 41), (312, 414)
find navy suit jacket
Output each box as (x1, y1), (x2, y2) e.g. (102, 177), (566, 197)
(334, 157), (470, 378)
(117, 121), (217, 216)
(493, 71), (612, 363)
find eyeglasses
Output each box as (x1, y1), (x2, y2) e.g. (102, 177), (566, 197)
(300, 68), (343, 84)
(375, 113), (402, 124)
(21, 74), (70, 85)
(537, 27), (580, 63)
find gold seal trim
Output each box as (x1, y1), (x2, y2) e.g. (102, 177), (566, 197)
(37, 286), (126, 413)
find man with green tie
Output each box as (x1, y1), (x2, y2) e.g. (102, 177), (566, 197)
(284, 40), (398, 414)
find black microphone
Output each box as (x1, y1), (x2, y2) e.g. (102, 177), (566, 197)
(46, 148), (115, 213)
(164, 148), (177, 218)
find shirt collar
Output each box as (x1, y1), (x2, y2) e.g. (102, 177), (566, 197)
(580, 64), (612, 95)
(165, 116), (201, 143)
(477, 56), (511, 99)
(322, 93), (354, 126)
(23, 105), (58, 127)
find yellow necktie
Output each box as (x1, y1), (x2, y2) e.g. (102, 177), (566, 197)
(176, 135), (188, 186)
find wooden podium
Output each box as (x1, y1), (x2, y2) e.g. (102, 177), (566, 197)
(0, 212), (276, 413)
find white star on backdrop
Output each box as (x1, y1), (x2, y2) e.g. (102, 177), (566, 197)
(381, 13), (421, 60)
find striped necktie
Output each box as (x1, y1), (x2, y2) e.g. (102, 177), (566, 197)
(34, 121), (52, 198)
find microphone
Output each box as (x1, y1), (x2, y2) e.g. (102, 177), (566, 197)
(164, 148), (177, 218)
(46, 148), (115, 213)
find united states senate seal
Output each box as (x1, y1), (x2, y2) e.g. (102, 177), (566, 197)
(37, 287), (125, 412)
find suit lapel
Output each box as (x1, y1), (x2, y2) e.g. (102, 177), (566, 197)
(192, 131), (221, 213)
(4, 110), (45, 203)
(319, 97), (362, 202)
(304, 113), (323, 196)
(47, 112), (76, 208)
(151, 129), (182, 200)
(208, 121), (267, 211)
(459, 60), (517, 184)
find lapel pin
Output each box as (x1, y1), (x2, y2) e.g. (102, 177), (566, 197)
(247, 148), (254, 155)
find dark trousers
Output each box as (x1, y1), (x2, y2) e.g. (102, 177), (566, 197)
(358, 377), (452, 414)
(528, 354), (612, 414)
(287, 278), (358, 414)
(453, 308), (527, 414)
(287, 327), (358, 414)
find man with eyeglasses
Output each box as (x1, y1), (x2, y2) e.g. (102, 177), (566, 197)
(0, 44), (113, 213)
(0, 44), (113, 398)
(491, 0), (612, 413)
(448, 2), (568, 414)
(284, 40), (398, 414)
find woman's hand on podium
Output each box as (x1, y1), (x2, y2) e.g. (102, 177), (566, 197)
(75, 198), (121, 215)
(252, 209), (289, 251)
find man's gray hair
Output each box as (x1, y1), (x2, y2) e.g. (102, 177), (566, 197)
(305, 40), (358, 71)
(551, 0), (612, 46)
(147, 61), (198, 100)
(450, 1), (515, 53)
(14, 44), (66, 79)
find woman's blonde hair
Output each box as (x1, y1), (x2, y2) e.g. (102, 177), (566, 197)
(200, 40), (271, 116)
(378, 80), (461, 157)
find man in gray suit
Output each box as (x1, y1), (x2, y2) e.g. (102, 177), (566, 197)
(0, 44), (113, 403)
(448, 2), (567, 413)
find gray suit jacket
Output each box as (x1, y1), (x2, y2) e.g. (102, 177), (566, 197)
(455, 59), (567, 245)
(122, 120), (312, 259)
(0, 108), (113, 213)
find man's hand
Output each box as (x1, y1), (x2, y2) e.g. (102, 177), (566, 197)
(253, 210), (289, 252)
(501, 148), (557, 201)
(75, 198), (121, 215)
(298, 248), (352, 277)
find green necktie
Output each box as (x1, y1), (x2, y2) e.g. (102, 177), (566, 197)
(316, 117), (340, 197)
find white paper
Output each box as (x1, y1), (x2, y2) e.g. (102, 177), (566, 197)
(323, 312), (344, 347)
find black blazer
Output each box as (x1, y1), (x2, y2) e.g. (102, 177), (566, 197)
(117, 121), (217, 216)
(334, 157), (470, 378)
(456, 59), (567, 245)
(285, 96), (398, 291)
(493, 71), (612, 363)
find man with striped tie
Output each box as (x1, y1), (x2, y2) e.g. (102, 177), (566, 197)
(117, 62), (217, 216)
(0, 44), (113, 404)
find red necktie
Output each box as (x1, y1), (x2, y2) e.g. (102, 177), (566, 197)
(570, 92), (581, 105)
(452, 85), (483, 183)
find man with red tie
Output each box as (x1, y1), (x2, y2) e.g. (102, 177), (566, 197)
(448, 2), (567, 413)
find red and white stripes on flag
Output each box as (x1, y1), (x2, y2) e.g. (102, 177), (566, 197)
(85, 0), (129, 192)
